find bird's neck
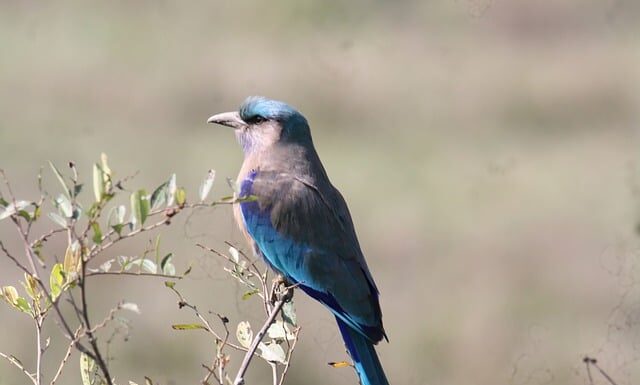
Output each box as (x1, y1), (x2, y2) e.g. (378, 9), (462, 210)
(239, 142), (328, 182)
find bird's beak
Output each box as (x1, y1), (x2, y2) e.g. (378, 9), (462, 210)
(207, 111), (246, 129)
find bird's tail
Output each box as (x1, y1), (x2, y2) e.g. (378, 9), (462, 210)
(336, 317), (389, 385)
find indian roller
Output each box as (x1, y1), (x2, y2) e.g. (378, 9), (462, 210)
(208, 96), (388, 385)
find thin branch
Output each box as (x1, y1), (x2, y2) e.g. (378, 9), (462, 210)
(277, 327), (301, 385)
(592, 360), (618, 385)
(79, 256), (114, 385)
(201, 362), (222, 385)
(0, 351), (37, 385)
(50, 326), (83, 385)
(584, 356), (594, 385)
(88, 302), (127, 334)
(233, 286), (291, 385)
(196, 243), (267, 307)
(0, 240), (32, 276)
(35, 318), (43, 385)
(10, 216), (42, 277)
(222, 241), (270, 316)
(202, 313), (232, 385)
(86, 271), (182, 279)
(269, 362), (277, 385)
(30, 228), (66, 249)
(89, 217), (170, 260)
(167, 285), (248, 353)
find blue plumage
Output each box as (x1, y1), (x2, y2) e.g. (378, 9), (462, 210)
(209, 97), (389, 385)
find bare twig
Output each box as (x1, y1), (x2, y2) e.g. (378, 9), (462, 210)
(269, 362), (278, 385)
(584, 356), (594, 385)
(30, 228), (66, 249)
(583, 356), (618, 385)
(79, 255), (114, 385)
(35, 318), (43, 385)
(0, 351), (37, 385)
(202, 313), (233, 385)
(86, 271), (182, 279)
(233, 286), (292, 385)
(277, 326), (301, 385)
(50, 326), (83, 385)
(89, 217), (170, 259)
(0, 240), (32, 276)
(167, 284), (248, 353)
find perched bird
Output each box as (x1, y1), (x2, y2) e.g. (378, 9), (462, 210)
(208, 97), (388, 385)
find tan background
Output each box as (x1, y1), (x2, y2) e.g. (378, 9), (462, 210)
(1, 1), (639, 384)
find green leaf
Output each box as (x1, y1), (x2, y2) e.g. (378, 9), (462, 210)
(0, 197), (8, 207)
(80, 352), (101, 385)
(32, 241), (45, 265)
(117, 255), (132, 269)
(100, 153), (112, 191)
(171, 323), (207, 330)
(91, 222), (103, 244)
(23, 273), (39, 300)
(63, 241), (81, 277)
(73, 183), (84, 197)
(107, 205), (126, 227)
(17, 210), (31, 222)
(198, 170), (215, 202)
(49, 263), (64, 301)
(33, 205), (42, 220)
(150, 181), (169, 210)
(111, 223), (124, 236)
(164, 281), (176, 289)
(130, 189), (150, 227)
(160, 253), (175, 276)
(141, 259), (157, 274)
(241, 289), (259, 300)
(0, 286), (32, 315)
(55, 194), (73, 218)
(15, 297), (32, 314)
(267, 320), (293, 340)
(229, 246), (240, 264)
(154, 234), (162, 264)
(236, 321), (253, 348)
(167, 174), (177, 206)
(93, 163), (105, 202)
(48, 161), (71, 198)
(129, 259), (157, 274)
(1, 286), (19, 307)
(175, 187), (186, 207)
(0, 200), (32, 221)
(281, 301), (297, 326)
(2, 285), (19, 301)
(258, 342), (286, 363)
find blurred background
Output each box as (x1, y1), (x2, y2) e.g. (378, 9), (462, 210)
(1, 1), (639, 384)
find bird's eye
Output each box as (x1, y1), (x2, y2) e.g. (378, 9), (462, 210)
(246, 115), (267, 124)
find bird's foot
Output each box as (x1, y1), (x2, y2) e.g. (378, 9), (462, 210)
(270, 275), (294, 303)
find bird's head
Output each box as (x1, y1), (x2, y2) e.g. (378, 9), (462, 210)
(207, 96), (311, 154)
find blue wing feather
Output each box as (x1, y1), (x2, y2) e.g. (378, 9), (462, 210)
(238, 168), (385, 342)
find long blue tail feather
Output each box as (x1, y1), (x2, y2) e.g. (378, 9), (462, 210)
(336, 317), (389, 385)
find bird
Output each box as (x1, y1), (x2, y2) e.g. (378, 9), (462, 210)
(208, 96), (389, 385)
